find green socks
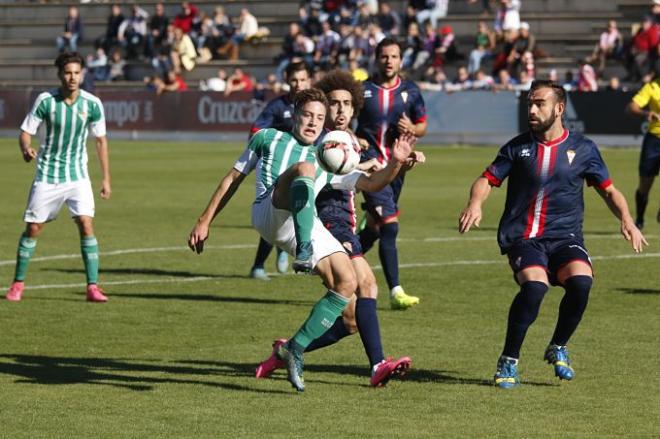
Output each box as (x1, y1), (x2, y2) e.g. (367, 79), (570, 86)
(291, 290), (351, 349)
(81, 236), (99, 284)
(14, 233), (37, 282)
(290, 176), (315, 250)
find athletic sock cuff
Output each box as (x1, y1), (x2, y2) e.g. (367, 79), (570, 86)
(326, 289), (351, 307)
(81, 236), (98, 246)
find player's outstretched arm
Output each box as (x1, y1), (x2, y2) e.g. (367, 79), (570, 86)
(18, 131), (37, 162)
(95, 136), (111, 200)
(459, 176), (491, 234)
(355, 132), (414, 192)
(188, 168), (246, 254)
(595, 184), (649, 252)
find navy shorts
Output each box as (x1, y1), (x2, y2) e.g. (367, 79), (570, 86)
(505, 238), (592, 286)
(362, 174), (405, 223)
(639, 133), (660, 177)
(324, 220), (363, 258)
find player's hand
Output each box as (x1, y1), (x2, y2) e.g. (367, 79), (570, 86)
(100, 179), (112, 200)
(357, 137), (370, 151)
(404, 150), (426, 169)
(357, 158), (384, 172)
(21, 147), (37, 162)
(459, 203), (482, 233)
(649, 111), (660, 122)
(391, 132), (416, 163)
(188, 221), (210, 254)
(621, 220), (649, 252)
(397, 114), (415, 135)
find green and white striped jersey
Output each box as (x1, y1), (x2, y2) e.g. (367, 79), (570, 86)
(21, 88), (106, 184)
(233, 128), (362, 201)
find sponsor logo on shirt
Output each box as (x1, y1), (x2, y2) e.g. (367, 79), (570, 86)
(364, 90), (372, 99)
(520, 148), (531, 157)
(283, 110), (291, 119)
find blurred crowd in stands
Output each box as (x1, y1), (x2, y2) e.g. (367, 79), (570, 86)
(51, 0), (660, 95)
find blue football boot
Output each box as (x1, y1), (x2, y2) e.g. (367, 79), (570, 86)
(544, 344), (575, 381)
(494, 356), (520, 389)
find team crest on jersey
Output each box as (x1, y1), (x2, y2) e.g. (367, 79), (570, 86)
(567, 150), (576, 165)
(401, 91), (408, 103)
(520, 148), (531, 157)
(283, 110), (291, 119)
(364, 90), (372, 99)
(78, 111), (88, 121)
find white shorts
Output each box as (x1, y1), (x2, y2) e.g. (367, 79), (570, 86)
(23, 179), (95, 223)
(251, 194), (345, 268)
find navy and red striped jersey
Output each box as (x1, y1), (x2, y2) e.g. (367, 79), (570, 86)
(250, 94), (294, 135)
(356, 76), (426, 163)
(483, 129), (612, 253)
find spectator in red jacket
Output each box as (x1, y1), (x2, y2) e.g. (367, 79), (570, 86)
(627, 15), (660, 82)
(173, 2), (199, 34)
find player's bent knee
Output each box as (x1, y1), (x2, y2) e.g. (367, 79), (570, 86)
(292, 161), (316, 177)
(564, 275), (593, 295)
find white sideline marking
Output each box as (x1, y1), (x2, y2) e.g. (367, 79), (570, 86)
(15, 252), (660, 291)
(1, 234), (655, 267)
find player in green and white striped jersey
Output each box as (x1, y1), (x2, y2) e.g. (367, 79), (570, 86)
(187, 88), (413, 391)
(6, 52), (111, 303)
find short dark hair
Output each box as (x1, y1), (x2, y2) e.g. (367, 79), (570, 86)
(285, 61), (313, 81)
(315, 69), (365, 116)
(55, 52), (84, 73)
(293, 88), (329, 113)
(529, 80), (566, 105)
(375, 37), (402, 59)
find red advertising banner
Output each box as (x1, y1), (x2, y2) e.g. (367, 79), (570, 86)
(0, 90), (270, 133)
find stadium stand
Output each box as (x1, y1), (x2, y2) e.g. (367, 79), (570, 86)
(0, 0), (654, 90)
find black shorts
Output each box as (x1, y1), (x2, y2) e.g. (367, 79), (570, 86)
(506, 238), (592, 286)
(362, 174), (405, 224)
(324, 220), (363, 258)
(639, 133), (660, 177)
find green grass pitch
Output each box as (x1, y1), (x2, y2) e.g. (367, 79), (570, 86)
(0, 138), (658, 437)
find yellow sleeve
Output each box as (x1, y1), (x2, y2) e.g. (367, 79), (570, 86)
(632, 84), (652, 108)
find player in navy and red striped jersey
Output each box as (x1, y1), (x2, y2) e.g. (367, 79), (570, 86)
(356, 37), (427, 310)
(459, 80), (647, 389)
(247, 61), (313, 281)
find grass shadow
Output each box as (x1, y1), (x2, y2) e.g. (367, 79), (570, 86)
(110, 291), (313, 306)
(45, 267), (245, 280)
(616, 287), (660, 295)
(0, 354), (290, 394)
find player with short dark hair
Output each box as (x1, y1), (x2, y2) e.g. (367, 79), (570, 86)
(356, 37), (428, 310)
(626, 78), (660, 229)
(188, 87), (414, 391)
(247, 61), (314, 281)
(6, 52), (111, 303)
(459, 80), (647, 388)
(255, 71), (413, 386)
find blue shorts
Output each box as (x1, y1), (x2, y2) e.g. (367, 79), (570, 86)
(323, 220), (363, 258)
(506, 238), (592, 286)
(639, 133), (660, 177)
(362, 174), (405, 224)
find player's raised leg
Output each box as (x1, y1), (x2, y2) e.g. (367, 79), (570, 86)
(272, 161), (318, 273)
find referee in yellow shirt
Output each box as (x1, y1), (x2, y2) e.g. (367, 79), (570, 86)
(627, 78), (660, 229)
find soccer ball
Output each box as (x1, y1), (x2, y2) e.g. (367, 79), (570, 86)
(317, 130), (361, 175)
